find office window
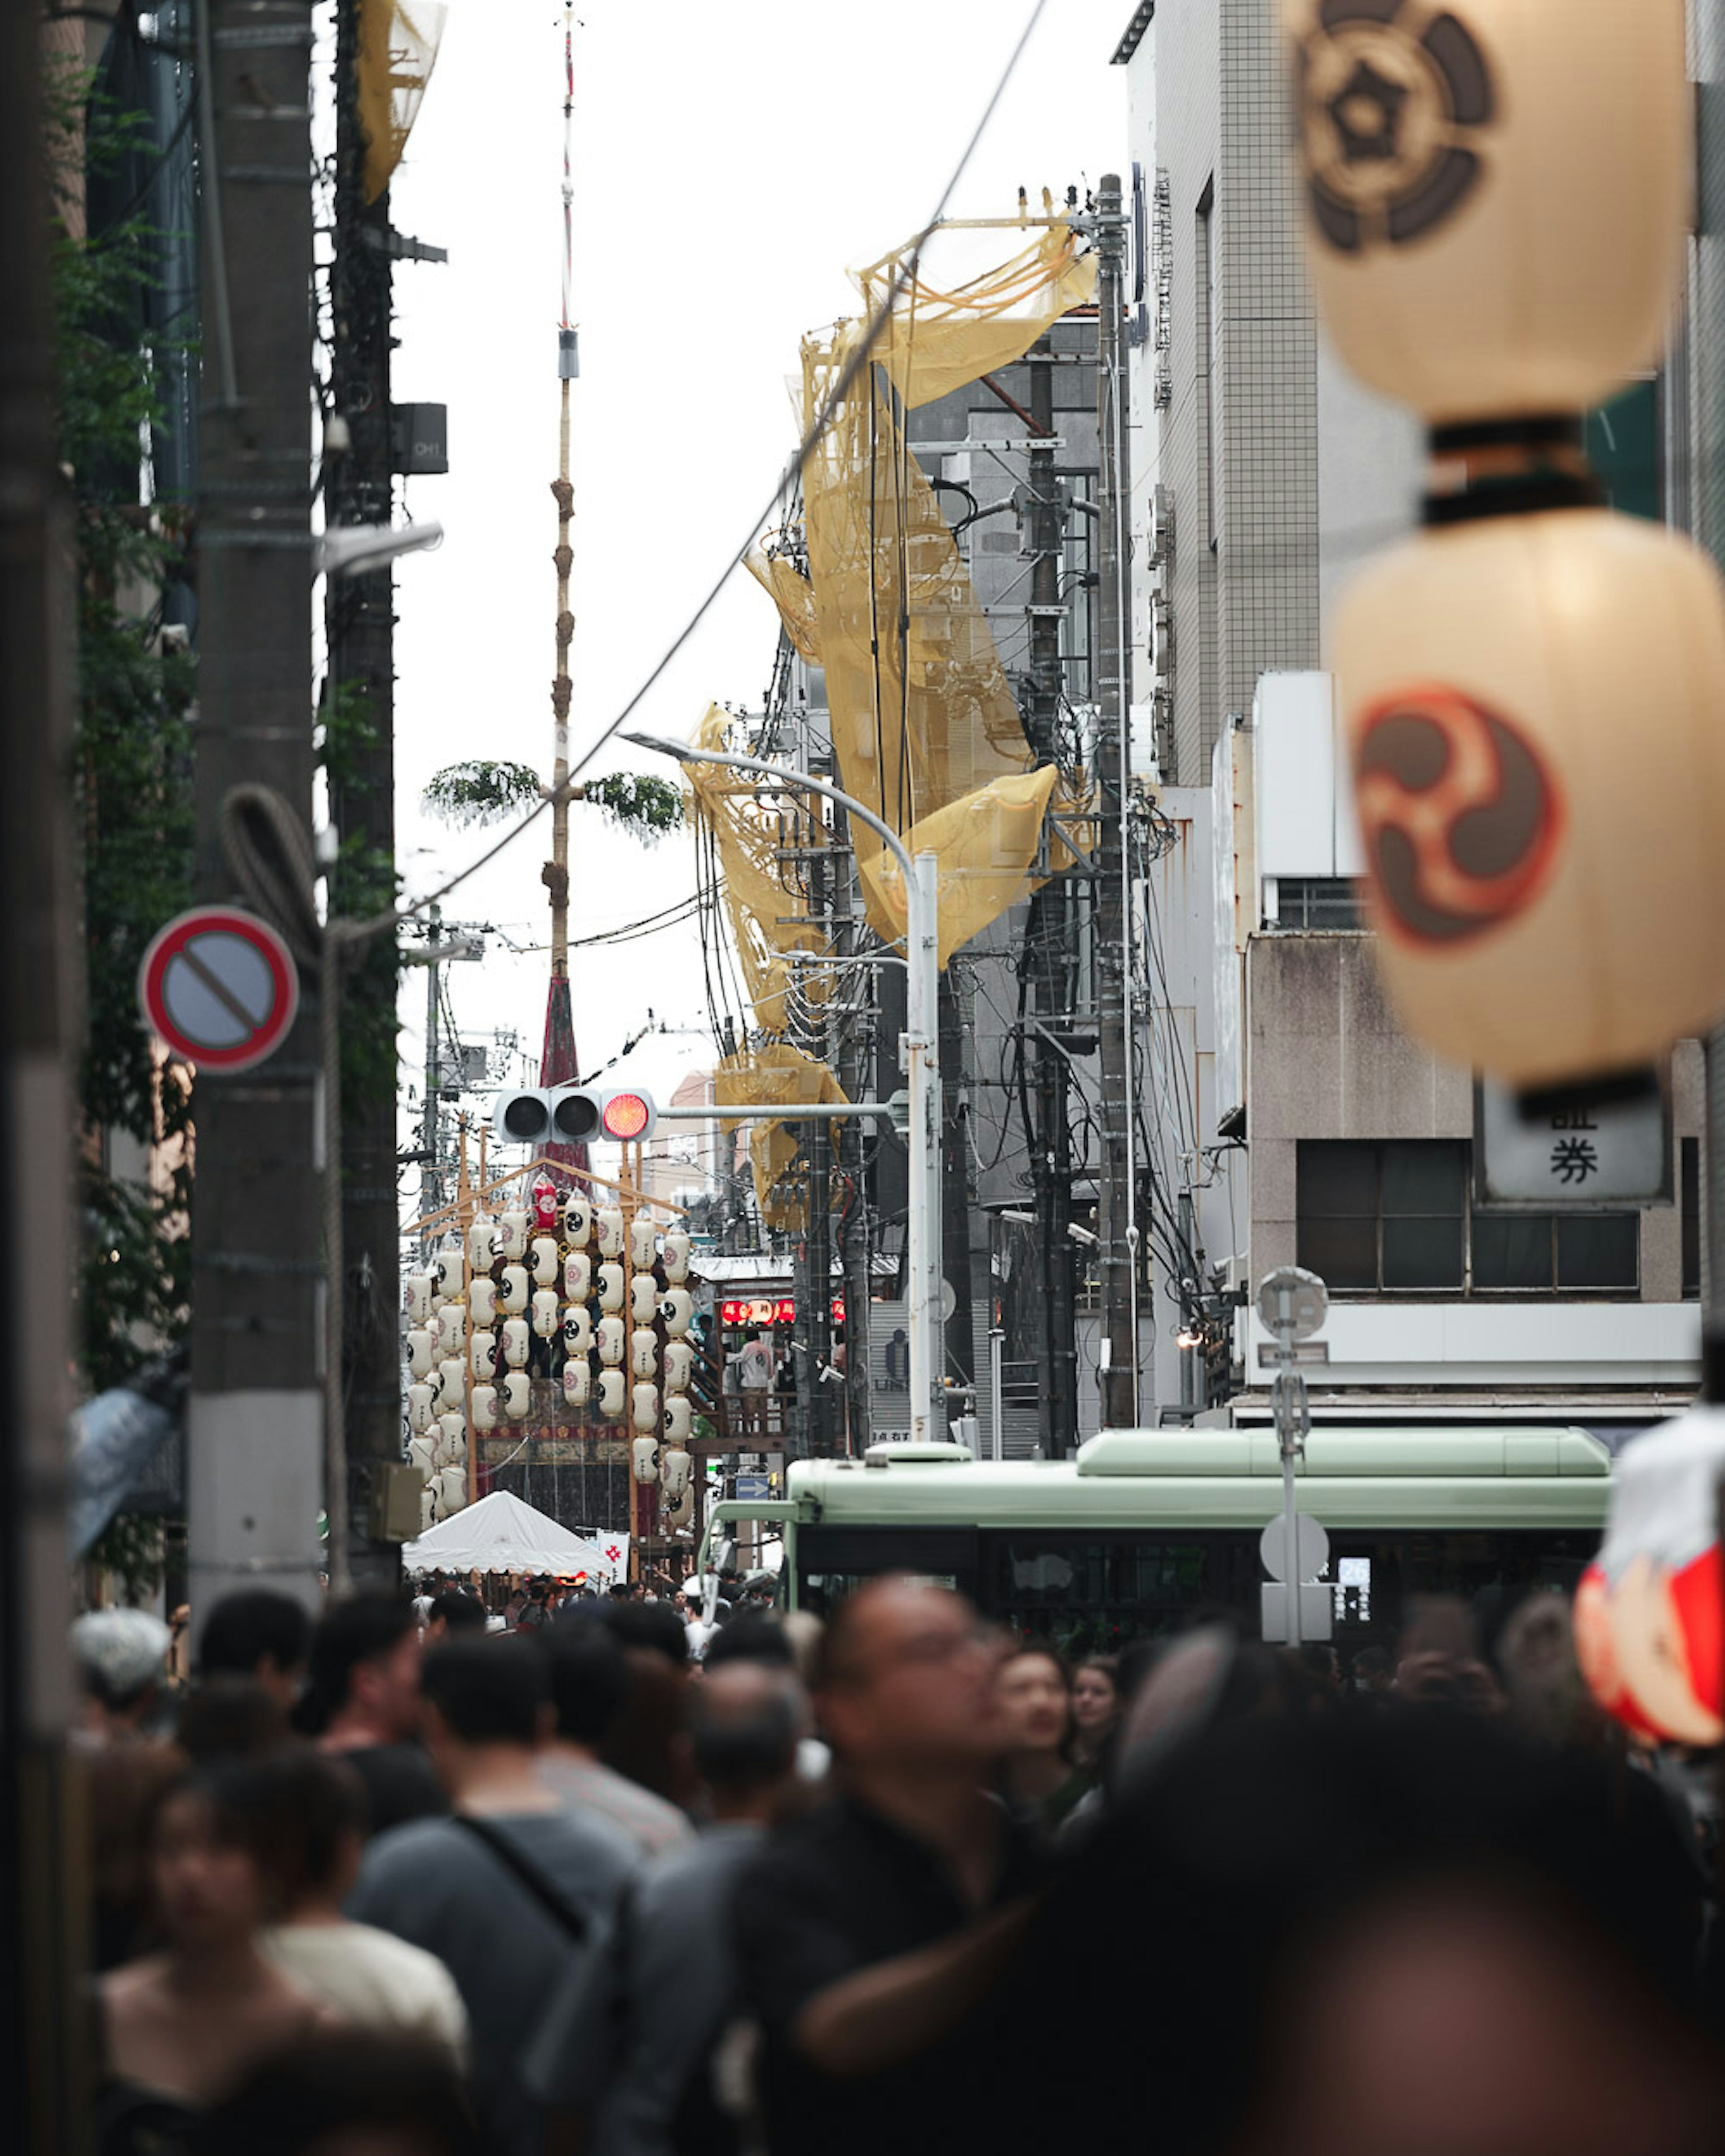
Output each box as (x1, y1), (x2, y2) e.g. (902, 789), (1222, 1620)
(1297, 1140), (1638, 1296)
(1682, 1135), (1700, 1300)
(1274, 877), (1364, 930)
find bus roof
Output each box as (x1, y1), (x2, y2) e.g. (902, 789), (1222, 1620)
(781, 1426), (1613, 1533)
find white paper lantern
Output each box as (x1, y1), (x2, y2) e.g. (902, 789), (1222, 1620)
(408, 1433), (437, 1477)
(563, 1194), (593, 1245)
(628, 1217), (658, 1271)
(530, 1235), (560, 1288)
(562, 1358), (590, 1410)
(437, 1463), (468, 1515)
(437, 1355), (465, 1405)
(660, 1289), (693, 1337)
(663, 1340), (694, 1395)
(598, 1368), (626, 1419)
(1334, 507), (1725, 1086)
(663, 1394), (692, 1447)
(407, 1382), (435, 1434)
(664, 1484), (694, 1531)
(564, 1251), (591, 1302)
(469, 1276), (496, 1326)
(467, 1213), (499, 1271)
(471, 1328), (498, 1378)
(630, 1272), (659, 1326)
(439, 1306), (467, 1360)
(596, 1207), (625, 1260)
(471, 1383), (499, 1432)
(420, 1483), (436, 1530)
(662, 1232), (691, 1285)
(597, 1262), (625, 1313)
(407, 1328), (433, 1378)
(562, 1305), (593, 1356)
(531, 1287), (560, 1339)
(502, 1317), (531, 1370)
(632, 1433), (661, 1481)
(498, 1264), (529, 1316)
(404, 1272), (433, 1324)
(438, 1409), (466, 1452)
(432, 1239), (462, 1296)
(597, 1313), (626, 1367)
(497, 1210), (530, 1262)
(661, 1445), (692, 1501)
(630, 1327), (658, 1380)
(502, 1370), (531, 1420)
(631, 1382), (659, 1436)
(1281, 0), (1689, 424)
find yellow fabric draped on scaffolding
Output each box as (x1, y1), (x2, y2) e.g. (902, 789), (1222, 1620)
(357, 0), (446, 203)
(713, 1044), (850, 1233)
(782, 222), (1095, 959)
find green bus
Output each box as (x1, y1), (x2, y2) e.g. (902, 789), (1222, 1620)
(698, 1427), (1612, 1656)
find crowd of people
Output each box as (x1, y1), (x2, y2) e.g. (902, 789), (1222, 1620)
(69, 1573), (1725, 2156)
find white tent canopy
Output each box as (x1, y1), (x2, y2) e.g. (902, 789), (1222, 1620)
(402, 1489), (624, 1580)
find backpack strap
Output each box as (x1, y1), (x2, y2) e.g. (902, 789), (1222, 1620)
(452, 1816), (591, 1943)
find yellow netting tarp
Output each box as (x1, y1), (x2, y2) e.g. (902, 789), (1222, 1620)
(714, 1044), (849, 1232)
(857, 223), (1097, 411)
(358, 0), (446, 203)
(745, 545), (822, 665)
(685, 704), (831, 1038)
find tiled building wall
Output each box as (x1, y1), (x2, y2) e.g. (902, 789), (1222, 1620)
(1157, 0), (1320, 786)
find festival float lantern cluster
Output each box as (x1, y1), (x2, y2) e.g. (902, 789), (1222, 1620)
(1283, 0), (1725, 1091)
(405, 1140), (695, 1535)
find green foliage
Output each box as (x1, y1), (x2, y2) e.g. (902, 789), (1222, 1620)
(422, 759), (542, 828)
(53, 68), (197, 1394)
(87, 1513), (165, 1603)
(315, 677), (383, 794)
(583, 772), (684, 843)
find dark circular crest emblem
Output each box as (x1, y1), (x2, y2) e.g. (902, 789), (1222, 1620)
(1293, 2), (1495, 253)
(1354, 685), (1562, 948)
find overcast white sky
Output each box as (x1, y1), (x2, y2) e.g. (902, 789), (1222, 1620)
(384, 0), (1128, 1145)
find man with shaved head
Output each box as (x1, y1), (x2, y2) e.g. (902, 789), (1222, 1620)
(734, 1577), (1046, 2156)
(531, 1658), (805, 2156)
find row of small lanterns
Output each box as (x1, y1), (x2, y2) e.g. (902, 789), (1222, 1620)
(402, 1171), (699, 1532)
(1283, 1), (1723, 1745)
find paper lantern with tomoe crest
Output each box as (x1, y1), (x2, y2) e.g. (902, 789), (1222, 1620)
(598, 1368), (625, 1420)
(1280, 0), (1688, 424)
(597, 1263), (625, 1314)
(1576, 1405), (1725, 1746)
(1332, 507), (1725, 1087)
(663, 1394), (692, 1446)
(502, 1370), (531, 1419)
(530, 1236), (559, 1288)
(563, 1195), (592, 1245)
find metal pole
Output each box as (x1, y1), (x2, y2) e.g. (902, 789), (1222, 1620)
(624, 738), (943, 1448)
(1094, 171), (1138, 1429)
(1, 7), (84, 2139)
(189, 0), (323, 1626)
(989, 1327), (1005, 1461)
(423, 906), (442, 1237)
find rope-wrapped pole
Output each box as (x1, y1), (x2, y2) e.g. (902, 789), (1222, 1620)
(548, 6), (578, 977)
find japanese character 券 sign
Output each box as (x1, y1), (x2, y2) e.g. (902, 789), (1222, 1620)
(1475, 1076), (1672, 1208)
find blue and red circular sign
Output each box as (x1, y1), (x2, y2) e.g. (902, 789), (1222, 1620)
(138, 906), (301, 1072)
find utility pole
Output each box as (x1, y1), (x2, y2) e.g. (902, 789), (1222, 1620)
(189, 0), (323, 1623)
(422, 904), (443, 1233)
(1023, 335), (1080, 1457)
(327, 0), (401, 1589)
(1, 9), (84, 2145)
(1094, 172), (1139, 1429)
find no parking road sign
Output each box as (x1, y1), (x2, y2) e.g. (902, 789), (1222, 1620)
(139, 906), (301, 1073)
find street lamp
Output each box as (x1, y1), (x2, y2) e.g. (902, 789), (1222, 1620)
(620, 731), (946, 1449)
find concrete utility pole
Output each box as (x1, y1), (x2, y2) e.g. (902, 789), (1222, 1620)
(326, 0), (401, 1589)
(422, 903), (444, 1233)
(1094, 172), (1140, 1429)
(1023, 335), (1080, 1457)
(189, 0), (323, 1624)
(1, 12), (84, 2145)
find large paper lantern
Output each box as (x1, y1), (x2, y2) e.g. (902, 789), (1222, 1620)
(471, 1383), (499, 1433)
(497, 1210), (530, 1263)
(1332, 507), (1725, 1087)
(531, 1287), (560, 1339)
(531, 1171), (559, 1234)
(631, 1383), (659, 1436)
(562, 1358), (590, 1410)
(1576, 1405), (1725, 1746)
(502, 1370), (531, 1420)
(467, 1213), (498, 1272)
(408, 1433), (436, 1479)
(1281, 0), (1688, 423)
(470, 1328), (498, 1378)
(628, 1217), (658, 1271)
(530, 1236), (560, 1288)
(663, 1340), (693, 1396)
(659, 1289), (693, 1337)
(469, 1276), (496, 1326)
(661, 1446), (692, 1502)
(598, 1368), (625, 1420)
(663, 1394), (692, 1447)
(501, 1317), (531, 1370)
(563, 1195), (592, 1245)
(630, 1328), (658, 1381)
(630, 1273), (659, 1326)
(437, 1354), (465, 1405)
(498, 1264), (529, 1317)
(431, 1239), (462, 1296)
(662, 1231), (691, 1285)
(403, 1272), (433, 1324)
(562, 1305), (592, 1357)
(437, 1464), (468, 1516)
(632, 1434), (660, 1482)
(439, 1306), (467, 1360)
(407, 1328), (434, 1378)
(597, 1314), (625, 1367)
(407, 1382), (435, 1435)
(596, 1207), (625, 1260)
(564, 1251), (591, 1303)
(597, 1263), (625, 1314)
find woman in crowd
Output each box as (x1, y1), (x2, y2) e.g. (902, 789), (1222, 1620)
(995, 1641), (1075, 1830)
(1048, 1654), (1121, 1827)
(96, 1764), (337, 2156)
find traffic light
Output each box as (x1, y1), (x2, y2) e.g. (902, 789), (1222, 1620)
(491, 1084), (658, 1145)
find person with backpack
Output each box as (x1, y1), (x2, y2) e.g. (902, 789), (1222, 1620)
(347, 1637), (639, 2156)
